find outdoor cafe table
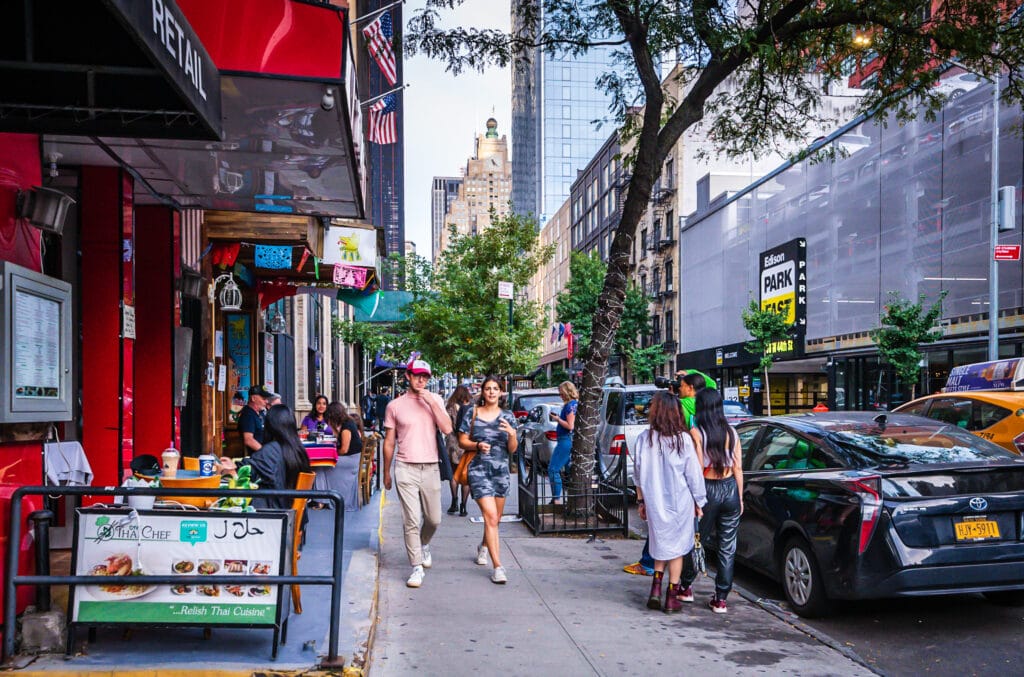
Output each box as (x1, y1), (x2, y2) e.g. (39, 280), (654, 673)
(303, 441), (358, 511)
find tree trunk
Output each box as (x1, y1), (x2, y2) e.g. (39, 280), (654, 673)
(764, 365), (771, 416)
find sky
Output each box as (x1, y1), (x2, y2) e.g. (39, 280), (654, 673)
(402, 1), (511, 259)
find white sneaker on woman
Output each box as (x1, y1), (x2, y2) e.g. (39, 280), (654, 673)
(491, 566), (508, 584)
(406, 565), (425, 588)
(475, 544), (489, 566)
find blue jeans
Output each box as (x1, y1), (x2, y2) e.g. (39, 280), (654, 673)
(640, 538), (654, 569)
(549, 435), (572, 498)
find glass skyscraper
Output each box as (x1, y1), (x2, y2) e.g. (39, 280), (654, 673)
(511, 8), (617, 223)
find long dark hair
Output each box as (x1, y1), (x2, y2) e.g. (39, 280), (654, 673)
(693, 388), (735, 474)
(646, 390), (688, 454)
(324, 401), (347, 435)
(306, 395), (329, 422)
(348, 412), (364, 436)
(446, 384), (471, 411)
(476, 375), (504, 408)
(263, 404), (312, 488)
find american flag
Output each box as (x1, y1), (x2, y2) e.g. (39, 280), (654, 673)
(363, 11), (397, 86)
(369, 94), (397, 144)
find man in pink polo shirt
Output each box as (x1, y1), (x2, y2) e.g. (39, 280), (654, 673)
(382, 358), (453, 588)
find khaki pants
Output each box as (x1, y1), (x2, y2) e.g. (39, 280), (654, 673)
(395, 460), (442, 567)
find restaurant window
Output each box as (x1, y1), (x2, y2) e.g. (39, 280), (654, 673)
(307, 296), (323, 401)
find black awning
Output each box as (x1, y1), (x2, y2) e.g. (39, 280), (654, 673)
(0, 0), (221, 140)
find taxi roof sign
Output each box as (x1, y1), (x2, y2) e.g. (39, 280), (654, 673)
(943, 358), (1024, 392)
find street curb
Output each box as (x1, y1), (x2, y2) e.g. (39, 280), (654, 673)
(626, 523), (882, 676)
(334, 489), (385, 677)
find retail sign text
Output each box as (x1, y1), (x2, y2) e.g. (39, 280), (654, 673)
(758, 238), (807, 359)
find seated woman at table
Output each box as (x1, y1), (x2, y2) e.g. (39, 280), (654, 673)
(300, 395), (333, 438)
(312, 402), (362, 511)
(220, 404), (312, 510)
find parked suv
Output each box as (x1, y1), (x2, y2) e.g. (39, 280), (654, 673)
(517, 401), (563, 474)
(596, 384), (660, 487)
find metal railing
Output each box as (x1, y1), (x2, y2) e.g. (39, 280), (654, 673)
(3, 486), (347, 667)
(516, 447), (629, 537)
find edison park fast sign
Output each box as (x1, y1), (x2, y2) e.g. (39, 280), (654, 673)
(758, 238), (806, 359)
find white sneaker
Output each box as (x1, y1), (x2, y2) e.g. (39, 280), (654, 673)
(475, 544), (489, 566)
(421, 544), (432, 569)
(491, 566), (508, 584)
(406, 565), (425, 588)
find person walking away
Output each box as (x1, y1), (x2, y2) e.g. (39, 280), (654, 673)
(548, 381), (578, 505)
(382, 359), (452, 588)
(625, 372), (711, 576)
(219, 403), (312, 510)
(679, 388), (743, 612)
(316, 402), (363, 512)
(301, 395), (333, 437)
(238, 385), (276, 452)
(633, 391), (707, 613)
(361, 390), (377, 429)
(375, 386), (392, 433)
(457, 375), (519, 584)
(445, 385), (473, 515)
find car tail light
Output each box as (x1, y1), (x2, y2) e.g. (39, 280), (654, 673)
(609, 434), (627, 456)
(545, 431), (558, 441)
(845, 476), (882, 555)
(1013, 431), (1024, 455)
(514, 411), (528, 422)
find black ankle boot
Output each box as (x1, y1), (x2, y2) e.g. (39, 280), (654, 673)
(447, 498), (459, 514)
(459, 502), (468, 516)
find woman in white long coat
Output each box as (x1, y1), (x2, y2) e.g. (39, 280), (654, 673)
(634, 390), (707, 613)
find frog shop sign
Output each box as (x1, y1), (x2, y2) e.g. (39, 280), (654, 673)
(759, 237), (807, 360)
(71, 509), (286, 625)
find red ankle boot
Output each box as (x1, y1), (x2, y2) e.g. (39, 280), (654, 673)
(647, 571), (664, 610)
(664, 583), (683, 613)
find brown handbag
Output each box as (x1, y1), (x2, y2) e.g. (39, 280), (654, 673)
(453, 407), (479, 486)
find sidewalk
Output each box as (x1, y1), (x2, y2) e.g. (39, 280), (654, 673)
(371, 485), (874, 676)
(12, 497), (383, 676)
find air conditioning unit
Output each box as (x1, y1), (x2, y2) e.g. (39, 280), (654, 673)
(17, 186), (76, 235)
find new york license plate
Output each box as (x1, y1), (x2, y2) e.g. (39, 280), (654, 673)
(954, 517), (1000, 541)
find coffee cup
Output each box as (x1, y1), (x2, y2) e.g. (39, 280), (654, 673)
(198, 454), (217, 477)
(162, 448), (180, 478)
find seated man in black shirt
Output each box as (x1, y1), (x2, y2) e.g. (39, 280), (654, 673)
(238, 384), (276, 452)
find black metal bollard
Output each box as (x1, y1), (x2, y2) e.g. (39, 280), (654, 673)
(27, 510), (54, 613)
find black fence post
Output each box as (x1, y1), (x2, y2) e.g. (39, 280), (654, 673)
(27, 510), (54, 612)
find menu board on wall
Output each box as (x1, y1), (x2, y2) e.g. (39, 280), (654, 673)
(13, 290), (61, 399)
(72, 508), (286, 625)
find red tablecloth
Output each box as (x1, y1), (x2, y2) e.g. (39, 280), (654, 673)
(303, 443), (337, 467)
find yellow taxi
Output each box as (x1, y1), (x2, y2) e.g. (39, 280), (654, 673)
(894, 358), (1024, 454)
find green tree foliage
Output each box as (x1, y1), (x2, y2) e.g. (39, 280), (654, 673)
(381, 252), (434, 295)
(404, 211), (555, 376)
(742, 299), (792, 416)
(872, 291), (947, 399)
(408, 0), (1024, 494)
(555, 251), (659, 372)
(625, 344), (669, 383)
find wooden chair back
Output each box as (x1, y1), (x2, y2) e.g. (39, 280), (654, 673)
(182, 456), (200, 471)
(358, 433), (378, 507)
(290, 471), (316, 614)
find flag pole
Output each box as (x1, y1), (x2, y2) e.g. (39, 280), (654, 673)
(351, 0), (405, 27)
(360, 83), (410, 108)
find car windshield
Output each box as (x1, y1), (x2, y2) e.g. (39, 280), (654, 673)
(724, 403), (751, 416)
(826, 424), (1014, 465)
(623, 391), (656, 425)
(516, 395), (560, 411)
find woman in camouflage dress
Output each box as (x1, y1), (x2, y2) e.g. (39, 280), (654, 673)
(458, 375), (519, 584)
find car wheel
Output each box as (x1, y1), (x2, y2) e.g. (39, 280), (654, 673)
(983, 590), (1024, 606)
(780, 537), (830, 618)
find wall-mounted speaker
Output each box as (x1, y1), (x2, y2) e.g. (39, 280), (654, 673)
(17, 186), (76, 235)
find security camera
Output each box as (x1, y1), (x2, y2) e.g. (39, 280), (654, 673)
(321, 88), (335, 111)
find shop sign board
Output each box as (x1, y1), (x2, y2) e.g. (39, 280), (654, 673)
(759, 238), (806, 360)
(72, 508), (286, 625)
(994, 244), (1021, 261)
(103, 0), (222, 139)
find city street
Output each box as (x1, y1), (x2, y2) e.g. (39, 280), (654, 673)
(629, 506), (1024, 677)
